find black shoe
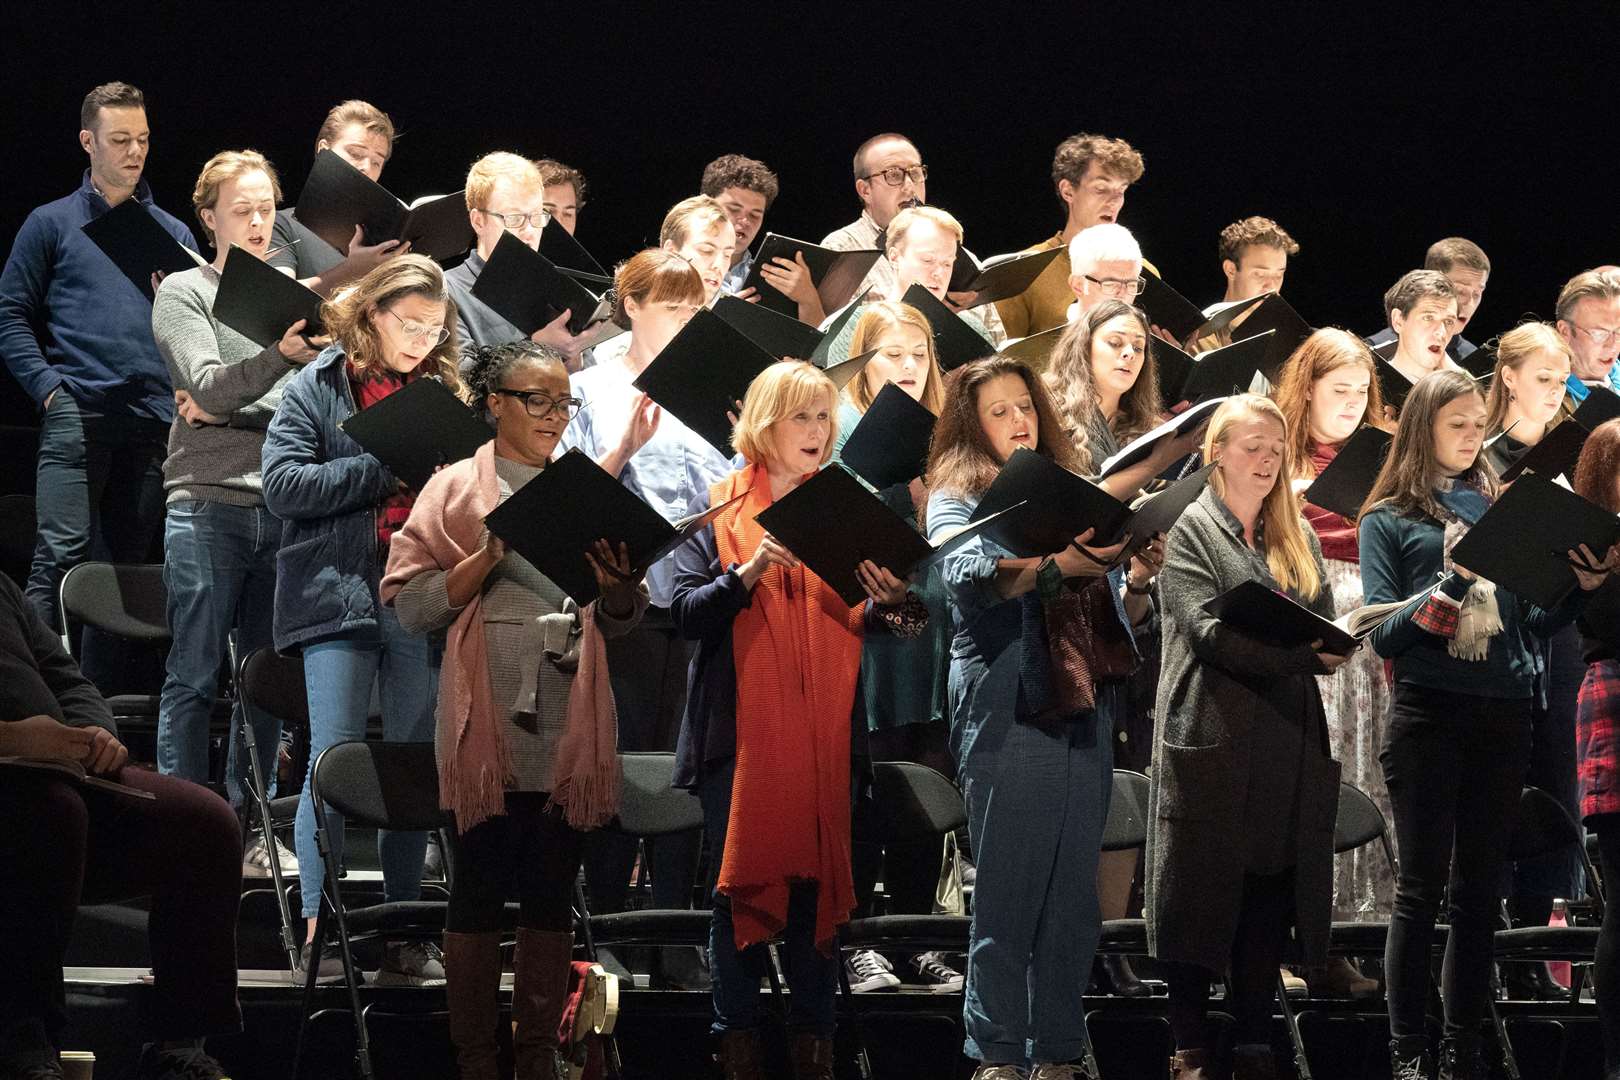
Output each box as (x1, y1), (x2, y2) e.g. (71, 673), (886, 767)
(1437, 1032), (1484, 1080)
(1501, 960), (1560, 1001)
(129, 1043), (231, 1079)
(296, 939), (361, 984)
(1094, 955), (1152, 998)
(1389, 1035), (1432, 1080)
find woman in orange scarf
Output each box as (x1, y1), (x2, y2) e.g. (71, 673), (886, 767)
(670, 361), (925, 1080)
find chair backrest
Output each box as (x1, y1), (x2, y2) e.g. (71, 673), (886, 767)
(237, 646), (309, 730)
(854, 761), (967, 844)
(1334, 781), (1388, 854)
(1508, 785), (1582, 862)
(1102, 769), (1151, 852)
(610, 752), (705, 838)
(58, 562), (169, 645)
(311, 741), (452, 832)
(0, 494), (35, 588)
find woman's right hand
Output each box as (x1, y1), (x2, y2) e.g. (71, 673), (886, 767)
(1311, 640), (1355, 671)
(0, 715), (95, 762)
(615, 392), (662, 460)
(738, 533), (798, 589)
(1053, 527), (1127, 579)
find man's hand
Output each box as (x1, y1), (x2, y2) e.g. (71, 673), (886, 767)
(85, 726), (128, 775)
(759, 252), (817, 306)
(945, 290), (981, 312)
(345, 225), (407, 270)
(0, 715), (95, 761)
(175, 390), (224, 427)
(278, 318), (328, 365)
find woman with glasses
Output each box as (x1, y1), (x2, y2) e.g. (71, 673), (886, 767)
(562, 249), (733, 936)
(384, 339), (648, 1080)
(261, 254), (461, 985)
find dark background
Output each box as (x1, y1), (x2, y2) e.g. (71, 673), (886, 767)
(0, 1), (1613, 429)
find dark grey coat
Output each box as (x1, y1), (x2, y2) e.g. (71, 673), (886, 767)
(1145, 487), (1342, 973)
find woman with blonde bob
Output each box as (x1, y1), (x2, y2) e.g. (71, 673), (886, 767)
(1359, 370), (1610, 1078)
(671, 361), (923, 1079)
(261, 254), (461, 983)
(1148, 394), (1347, 1080)
(1272, 329), (1389, 994)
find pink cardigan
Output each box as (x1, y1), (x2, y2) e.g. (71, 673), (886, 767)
(381, 442), (621, 832)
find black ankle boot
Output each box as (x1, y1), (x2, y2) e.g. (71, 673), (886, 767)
(1438, 1031), (1484, 1080)
(1389, 1035), (1432, 1080)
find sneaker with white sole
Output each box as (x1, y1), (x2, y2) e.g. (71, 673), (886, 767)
(295, 940), (354, 984)
(910, 951), (965, 993)
(373, 939), (447, 986)
(845, 948), (901, 992)
(242, 834), (298, 879)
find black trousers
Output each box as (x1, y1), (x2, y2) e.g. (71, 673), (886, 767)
(446, 793), (583, 933)
(1381, 682), (1532, 1037)
(582, 611), (700, 912)
(1591, 815), (1620, 1068)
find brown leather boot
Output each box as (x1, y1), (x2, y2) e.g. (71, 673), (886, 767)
(443, 931), (504, 1080)
(789, 1030), (835, 1080)
(717, 1029), (767, 1080)
(1169, 1047), (1215, 1079)
(512, 927), (574, 1080)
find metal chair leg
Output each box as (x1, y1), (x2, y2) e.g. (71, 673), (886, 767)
(237, 695), (301, 974)
(833, 935), (874, 1080)
(1489, 968), (1522, 1080)
(572, 880), (625, 1080)
(315, 793), (374, 1080)
(1276, 972), (1313, 1080)
(291, 907), (324, 1080)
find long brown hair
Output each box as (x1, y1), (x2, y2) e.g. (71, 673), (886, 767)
(1359, 369), (1496, 522)
(1205, 394), (1321, 600)
(1272, 327), (1385, 479)
(1574, 419), (1620, 513)
(927, 355), (1080, 501)
(321, 254), (462, 388)
(1042, 299), (1162, 471)
(1483, 321), (1572, 435)
(846, 300), (946, 415)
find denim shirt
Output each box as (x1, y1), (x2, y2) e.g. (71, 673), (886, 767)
(561, 343), (733, 607)
(721, 249), (755, 298)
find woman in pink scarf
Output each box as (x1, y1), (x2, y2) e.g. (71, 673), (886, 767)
(383, 340), (647, 1080)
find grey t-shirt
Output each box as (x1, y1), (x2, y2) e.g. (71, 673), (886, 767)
(268, 209), (345, 280)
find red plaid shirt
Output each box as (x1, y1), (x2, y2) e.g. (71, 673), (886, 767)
(348, 363), (419, 551)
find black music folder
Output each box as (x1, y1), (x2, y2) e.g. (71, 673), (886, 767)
(1497, 387), (1620, 482)
(1303, 425), (1393, 519)
(1097, 396), (1225, 480)
(947, 246), (1065, 307)
(293, 150), (473, 262)
(1202, 580), (1358, 654)
(1138, 272), (1264, 346)
(539, 218), (611, 285)
(901, 285), (996, 370)
(212, 245), (325, 348)
(970, 447), (1211, 556)
(1154, 337), (1196, 403)
(339, 376), (492, 490)
(1368, 341), (1416, 411)
(755, 463), (1012, 606)
(739, 234), (882, 318)
(631, 308), (777, 454)
(821, 349), (880, 391)
(81, 199), (203, 300)
(838, 383), (936, 491)
(1177, 332), (1277, 405)
(472, 231), (613, 338)
(809, 296), (871, 365)
(484, 449), (746, 605)
(713, 295), (825, 361)
(1449, 472), (1620, 609)
(1002, 325), (1067, 370)
(1228, 293), (1311, 379)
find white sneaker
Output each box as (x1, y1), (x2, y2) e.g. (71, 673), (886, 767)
(243, 835), (298, 879)
(373, 939), (447, 986)
(845, 948), (901, 992)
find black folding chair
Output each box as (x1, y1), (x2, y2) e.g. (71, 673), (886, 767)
(1490, 785), (1603, 1080)
(56, 561), (170, 729)
(292, 741), (461, 1080)
(1093, 768), (1151, 963)
(235, 646), (309, 974)
(0, 493), (35, 588)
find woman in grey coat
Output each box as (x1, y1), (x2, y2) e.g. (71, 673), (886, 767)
(1146, 394), (1349, 1080)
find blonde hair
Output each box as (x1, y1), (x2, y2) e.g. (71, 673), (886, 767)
(464, 152), (542, 212)
(321, 254), (462, 388)
(846, 301), (945, 415)
(884, 206), (963, 258)
(315, 100), (394, 155)
(732, 361), (838, 465)
(1555, 268), (1620, 324)
(1484, 321), (1573, 434)
(191, 149), (280, 244)
(659, 195), (730, 250)
(1205, 394), (1321, 600)
(1272, 328), (1385, 478)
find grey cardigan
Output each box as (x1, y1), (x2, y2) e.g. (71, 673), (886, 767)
(1145, 487), (1342, 972)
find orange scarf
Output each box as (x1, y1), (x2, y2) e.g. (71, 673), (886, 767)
(711, 464), (864, 953)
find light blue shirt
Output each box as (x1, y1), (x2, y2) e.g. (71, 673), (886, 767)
(721, 249), (755, 298)
(562, 336), (733, 608)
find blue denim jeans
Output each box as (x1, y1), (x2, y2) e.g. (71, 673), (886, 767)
(294, 604), (438, 918)
(156, 500), (281, 806)
(697, 757), (836, 1038)
(27, 391), (167, 683)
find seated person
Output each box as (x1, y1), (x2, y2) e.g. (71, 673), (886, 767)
(0, 572), (242, 1080)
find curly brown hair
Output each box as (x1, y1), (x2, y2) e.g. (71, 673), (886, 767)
(1218, 216), (1299, 265)
(700, 154), (779, 209)
(927, 356), (1080, 502)
(1050, 133), (1144, 198)
(1574, 419), (1620, 513)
